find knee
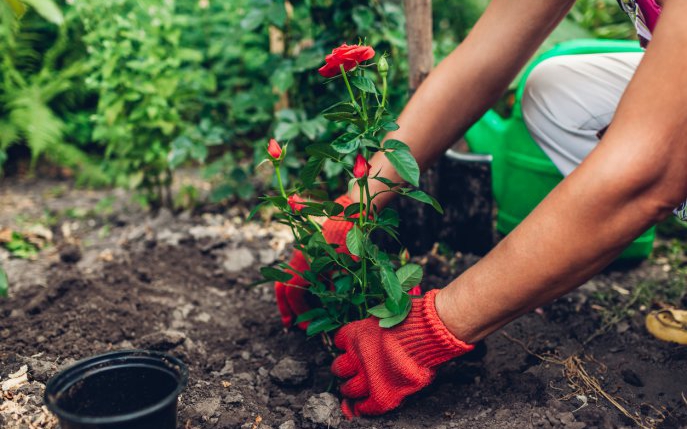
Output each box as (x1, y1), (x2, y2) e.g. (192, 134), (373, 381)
(521, 56), (574, 125)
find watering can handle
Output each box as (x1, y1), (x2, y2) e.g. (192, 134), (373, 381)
(464, 109), (506, 158)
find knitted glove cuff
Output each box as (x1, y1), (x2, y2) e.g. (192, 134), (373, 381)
(396, 289), (474, 368)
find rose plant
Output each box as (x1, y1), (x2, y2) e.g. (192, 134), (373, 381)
(257, 43), (442, 336)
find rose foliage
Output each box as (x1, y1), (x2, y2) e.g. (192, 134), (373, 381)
(257, 44), (443, 336)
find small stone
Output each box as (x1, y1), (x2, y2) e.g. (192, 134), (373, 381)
(136, 330), (186, 351)
(557, 412), (575, 425)
(301, 393), (342, 428)
(219, 360), (234, 375)
(194, 397), (221, 417)
(224, 390), (245, 404)
(494, 409), (511, 421)
(270, 358), (310, 387)
(259, 249), (277, 265)
(223, 248), (255, 273)
(195, 312), (212, 323)
(279, 421), (297, 429)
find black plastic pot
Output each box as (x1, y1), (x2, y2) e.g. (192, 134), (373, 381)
(44, 350), (188, 429)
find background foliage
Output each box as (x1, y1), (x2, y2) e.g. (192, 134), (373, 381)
(0, 0), (633, 207)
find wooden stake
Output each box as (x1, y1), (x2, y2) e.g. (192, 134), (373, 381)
(270, 1), (293, 111)
(403, 0), (433, 94)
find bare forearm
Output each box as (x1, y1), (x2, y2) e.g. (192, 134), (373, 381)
(354, 0), (575, 205)
(437, 0), (687, 343)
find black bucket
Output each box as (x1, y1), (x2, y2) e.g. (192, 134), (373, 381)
(44, 350), (188, 429)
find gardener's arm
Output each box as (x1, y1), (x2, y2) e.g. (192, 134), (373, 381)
(356, 0), (576, 205)
(334, 0), (687, 418)
(436, 0), (687, 343)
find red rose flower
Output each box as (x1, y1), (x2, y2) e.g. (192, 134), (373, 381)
(353, 154), (371, 178)
(318, 44), (375, 78)
(288, 194), (306, 212)
(267, 138), (282, 159)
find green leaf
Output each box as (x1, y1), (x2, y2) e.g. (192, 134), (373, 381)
(377, 208), (399, 227)
(380, 264), (402, 304)
(351, 293), (366, 306)
(323, 202), (344, 216)
(331, 137), (360, 154)
(379, 300), (412, 328)
(334, 275), (353, 294)
(305, 144), (340, 160)
(345, 225), (364, 257)
(374, 176), (401, 188)
(260, 267), (292, 283)
(0, 265), (8, 297)
(306, 317), (340, 336)
(241, 8), (265, 31)
(247, 201), (268, 221)
(310, 256), (334, 273)
(406, 190), (444, 214)
(295, 308), (327, 324)
(274, 122), (300, 141)
(383, 139), (410, 151)
(271, 68), (294, 93)
(396, 264), (423, 290)
(385, 149), (420, 187)
(385, 292), (409, 314)
(368, 302), (394, 318)
(301, 157), (325, 187)
(344, 203), (360, 218)
(381, 121), (400, 131)
(350, 76), (377, 94)
(267, 0), (287, 27)
(323, 104), (359, 122)
(5, 0), (26, 18)
(23, 0), (63, 24)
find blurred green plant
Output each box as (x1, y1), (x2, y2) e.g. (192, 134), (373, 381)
(75, 0), (212, 208)
(568, 0), (635, 40)
(0, 0), (106, 183)
(0, 0), (637, 209)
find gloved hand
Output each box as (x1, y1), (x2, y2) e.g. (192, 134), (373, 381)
(331, 289), (474, 418)
(275, 195), (355, 329)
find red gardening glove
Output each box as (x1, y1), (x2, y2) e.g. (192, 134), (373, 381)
(331, 289), (474, 418)
(275, 195), (355, 329)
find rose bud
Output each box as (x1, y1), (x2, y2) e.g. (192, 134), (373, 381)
(377, 56), (389, 77)
(353, 154), (371, 178)
(288, 194), (306, 213)
(267, 138), (282, 160)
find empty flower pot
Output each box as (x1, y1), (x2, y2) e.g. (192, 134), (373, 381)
(44, 350), (188, 429)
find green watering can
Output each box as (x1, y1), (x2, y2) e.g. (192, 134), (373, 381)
(464, 39), (655, 260)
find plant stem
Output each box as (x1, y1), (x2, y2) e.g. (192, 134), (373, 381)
(340, 65), (363, 118)
(359, 179), (369, 312)
(358, 181), (365, 228)
(275, 165), (287, 199)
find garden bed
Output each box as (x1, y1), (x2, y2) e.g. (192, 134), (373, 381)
(0, 178), (685, 429)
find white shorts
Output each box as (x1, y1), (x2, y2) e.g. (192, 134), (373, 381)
(521, 52), (687, 220)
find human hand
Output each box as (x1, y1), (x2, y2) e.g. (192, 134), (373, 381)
(331, 289), (473, 418)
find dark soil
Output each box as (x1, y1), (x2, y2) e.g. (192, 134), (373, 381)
(0, 178), (686, 429)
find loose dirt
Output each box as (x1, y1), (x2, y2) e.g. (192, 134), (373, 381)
(0, 178), (685, 429)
